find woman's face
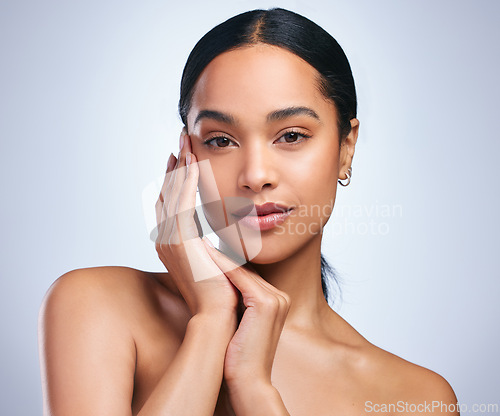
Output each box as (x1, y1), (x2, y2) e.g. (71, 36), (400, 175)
(186, 44), (356, 264)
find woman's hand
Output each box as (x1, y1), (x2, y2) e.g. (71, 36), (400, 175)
(155, 128), (239, 318)
(203, 243), (292, 414)
(156, 128), (290, 414)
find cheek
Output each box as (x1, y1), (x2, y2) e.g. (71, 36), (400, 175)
(203, 161), (238, 202)
(287, 145), (339, 235)
(197, 157), (222, 204)
(197, 159), (240, 226)
(295, 142), (339, 200)
(316, 154), (339, 201)
(197, 160), (263, 261)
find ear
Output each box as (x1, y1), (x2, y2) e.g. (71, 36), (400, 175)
(338, 118), (359, 180)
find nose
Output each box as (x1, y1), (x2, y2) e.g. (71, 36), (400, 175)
(237, 141), (279, 193)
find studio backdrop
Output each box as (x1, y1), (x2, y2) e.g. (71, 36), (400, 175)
(0, 0), (499, 414)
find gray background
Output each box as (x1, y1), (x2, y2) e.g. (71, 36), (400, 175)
(1, 0), (499, 414)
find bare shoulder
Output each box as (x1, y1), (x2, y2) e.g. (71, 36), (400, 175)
(39, 266), (187, 336)
(41, 265), (154, 302)
(39, 266), (189, 342)
(38, 265), (158, 358)
(38, 266), (182, 414)
(323, 313), (459, 414)
(361, 342), (459, 415)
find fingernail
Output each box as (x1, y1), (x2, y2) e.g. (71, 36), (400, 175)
(179, 133), (185, 150)
(166, 153), (175, 172)
(186, 152), (191, 166)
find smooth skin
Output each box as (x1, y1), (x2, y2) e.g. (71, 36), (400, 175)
(38, 44), (459, 415)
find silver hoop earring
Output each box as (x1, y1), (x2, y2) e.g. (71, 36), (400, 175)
(338, 167), (352, 187)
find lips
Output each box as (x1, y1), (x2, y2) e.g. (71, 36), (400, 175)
(232, 202), (293, 217)
(231, 202), (294, 231)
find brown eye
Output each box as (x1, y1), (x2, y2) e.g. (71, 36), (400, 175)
(203, 135), (235, 150)
(283, 132), (301, 143)
(276, 130), (311, 145)
(214, 137), (231, 147)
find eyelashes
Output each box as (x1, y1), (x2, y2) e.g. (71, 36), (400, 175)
(202, 129), (312, 151)
(276, 130), (312, 145)
(203, 135), (234, 149)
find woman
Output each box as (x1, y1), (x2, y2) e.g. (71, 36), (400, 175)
(39, 8), (459, 416)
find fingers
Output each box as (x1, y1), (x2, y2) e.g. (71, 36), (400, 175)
(160, 153), (177, 200)
(156, 153), (179, 245)
(203, 243), (291, 312)
(164, 133), (190, 240)
(174, 151), (200, 242)
(154, 130), (207, 262)
(155, 153), (176, 225)
(155, 155), (177, 247)
(155, 129), (188, 247)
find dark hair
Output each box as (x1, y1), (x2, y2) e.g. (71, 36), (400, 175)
(178, 7), (356, 304)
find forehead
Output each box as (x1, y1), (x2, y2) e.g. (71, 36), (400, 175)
(188, 44), (331, 126)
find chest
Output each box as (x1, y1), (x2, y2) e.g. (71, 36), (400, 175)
(212, 379), (371, 416)
(130, 329), (375, 416)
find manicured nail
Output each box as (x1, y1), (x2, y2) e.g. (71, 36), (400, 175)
(179, 133), (185, 150)
(186, 152), (191, 166)
(166, 153), (175, 172)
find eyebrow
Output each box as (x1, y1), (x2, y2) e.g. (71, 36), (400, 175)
(194, 106), (321, 126)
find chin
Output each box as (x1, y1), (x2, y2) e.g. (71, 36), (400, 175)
(215, 231), (294, 265)
(245, 237), (300, 264)
(246, 251), (287, 265)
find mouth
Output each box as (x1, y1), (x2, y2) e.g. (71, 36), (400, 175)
(231, 202), (294, 231)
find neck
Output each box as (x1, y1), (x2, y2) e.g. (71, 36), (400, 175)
(247, 233), (333, 333)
